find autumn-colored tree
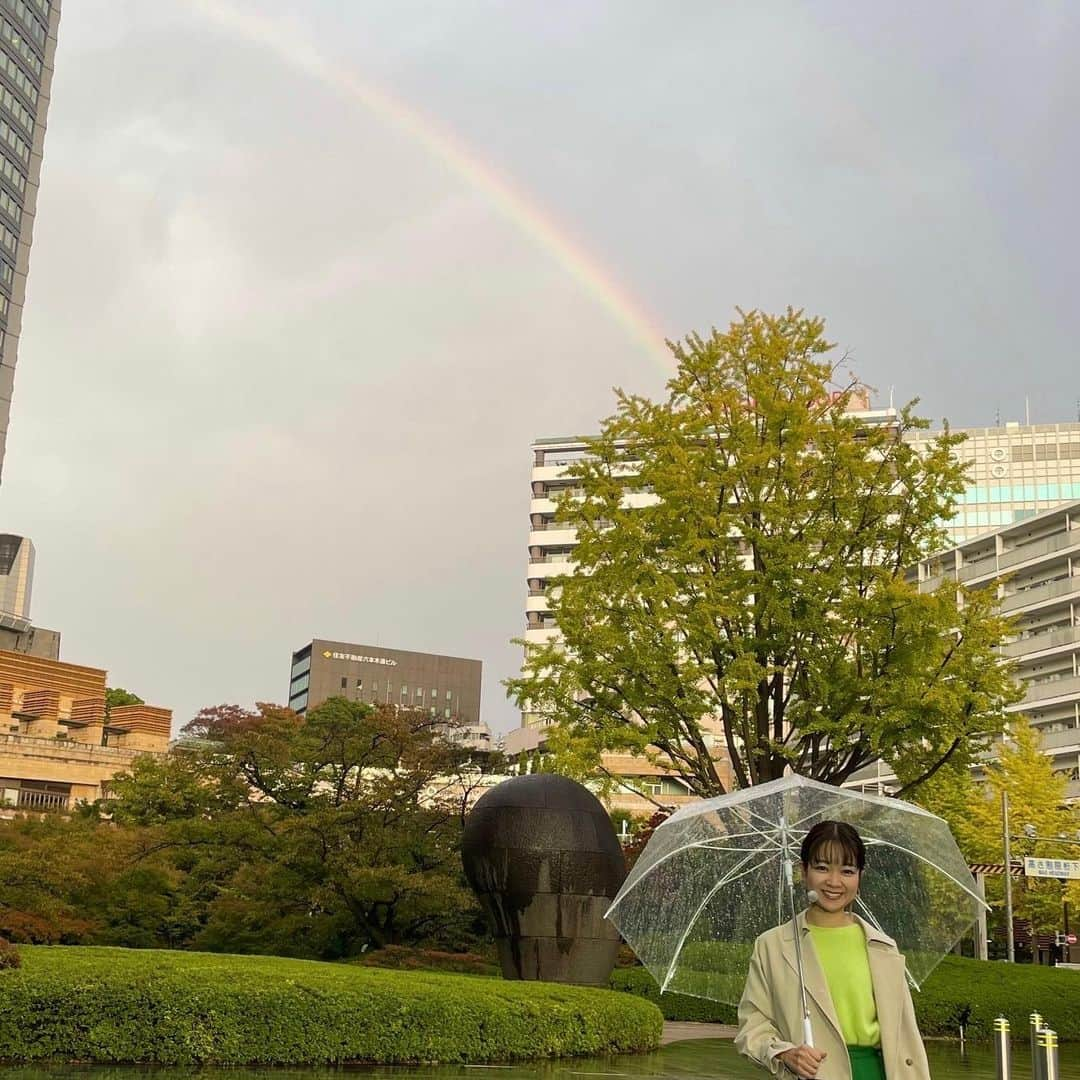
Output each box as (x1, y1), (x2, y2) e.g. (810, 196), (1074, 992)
(508, 309), (1020, 795)
(102, 697), (502, 957)
(914, 718), (1080, 935)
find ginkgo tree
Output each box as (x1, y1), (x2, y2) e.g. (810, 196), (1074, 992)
(915, 718), (1080, 935)
(507, 308), (1020, 796)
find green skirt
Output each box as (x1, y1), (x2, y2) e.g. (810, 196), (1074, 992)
(848, 1045), (886, 1080)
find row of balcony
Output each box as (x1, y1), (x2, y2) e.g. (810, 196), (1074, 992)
(1001, 625), (1080, 659)
(957, 527), (1080, 581)
(1009, 672), (1080, 708)
(1002, 574), (1080, 613)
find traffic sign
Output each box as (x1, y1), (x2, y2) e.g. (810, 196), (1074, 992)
(1024, 857), (1080, 880)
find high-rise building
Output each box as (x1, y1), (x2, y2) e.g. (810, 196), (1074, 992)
(0, 531), (58, 657)
(0, 532), (32, 616)
(849, 501), (1080, 800)
(288, 638), (490, 750)
(0, 0), (61, 480)
(908, 422), (1080, 547)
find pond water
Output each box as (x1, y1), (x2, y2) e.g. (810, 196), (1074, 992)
(0, 1039), (1077, 1080)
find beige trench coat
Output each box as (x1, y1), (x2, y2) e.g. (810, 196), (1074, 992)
(735, 912), (931, 1080)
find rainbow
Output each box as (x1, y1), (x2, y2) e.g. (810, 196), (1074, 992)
(188, 0), (673, 372)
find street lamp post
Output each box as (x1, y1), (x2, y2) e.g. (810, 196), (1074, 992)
(1003, 790), (1015, 963)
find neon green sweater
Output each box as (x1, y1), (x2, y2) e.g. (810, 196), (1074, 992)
(808, 922), (881, 1048)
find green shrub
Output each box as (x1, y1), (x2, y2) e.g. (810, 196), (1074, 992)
(912, 956), (1080, 1040)
(609, 966), (738, 1024)
(0, 946), (661, 1065)
(610, 956), (1080, 1040)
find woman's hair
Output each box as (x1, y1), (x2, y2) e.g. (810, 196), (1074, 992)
(800, 820), (866, 871)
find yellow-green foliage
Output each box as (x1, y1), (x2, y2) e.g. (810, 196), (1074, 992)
(0, 946), (662, 1064)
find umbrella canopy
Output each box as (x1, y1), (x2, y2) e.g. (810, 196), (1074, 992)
(606, 774), (985, 1005)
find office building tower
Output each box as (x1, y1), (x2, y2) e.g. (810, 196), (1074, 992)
(288, 638), (489, 749)
(0, 0), (61, 480)
(908, 422), (1080, 547)
(0, 531), (31, 617)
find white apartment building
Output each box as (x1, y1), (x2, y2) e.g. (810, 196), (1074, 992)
(908, 421), (1080, 547)
(861, 502), (1080, 801)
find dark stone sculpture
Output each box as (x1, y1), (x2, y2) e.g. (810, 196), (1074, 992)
(461, 774), (627, 986)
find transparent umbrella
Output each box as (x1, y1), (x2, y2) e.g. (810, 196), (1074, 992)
(606, 774), (986, 1009)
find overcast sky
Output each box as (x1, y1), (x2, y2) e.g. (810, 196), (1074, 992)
(2, 1), (1078, 733)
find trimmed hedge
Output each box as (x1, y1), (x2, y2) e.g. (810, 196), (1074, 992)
(610, 956), (1080, 1040)
(611, 967), (738, 1024)
(0, 946), (662, 1065)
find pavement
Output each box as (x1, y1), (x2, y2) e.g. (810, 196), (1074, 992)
(661, 1022), (738, 1045)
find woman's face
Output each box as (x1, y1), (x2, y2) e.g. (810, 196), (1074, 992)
(803, 846), (861, 914)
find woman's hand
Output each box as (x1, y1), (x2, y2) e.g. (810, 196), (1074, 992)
(780, 1045), (828, 1077)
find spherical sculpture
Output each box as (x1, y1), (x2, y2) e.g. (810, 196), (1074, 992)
(461, 774), (627, 986)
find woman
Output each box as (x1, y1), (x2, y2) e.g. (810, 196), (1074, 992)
(735, 821), (930, 1080)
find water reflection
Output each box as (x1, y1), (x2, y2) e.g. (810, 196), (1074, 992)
(0, 1038), (1076, 1080)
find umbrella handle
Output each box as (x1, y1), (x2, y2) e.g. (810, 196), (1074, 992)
(803, 1016), (814, 1049)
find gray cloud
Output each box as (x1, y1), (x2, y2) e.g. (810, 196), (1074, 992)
(2, 0), (1078, 732)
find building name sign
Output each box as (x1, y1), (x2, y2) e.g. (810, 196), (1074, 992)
(1024, 857), (1080, 881)
(322, 650), (398, 667)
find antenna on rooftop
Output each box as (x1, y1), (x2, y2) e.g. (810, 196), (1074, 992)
(995, 406), (1001, 427)
(1025, 396), (1031, 426)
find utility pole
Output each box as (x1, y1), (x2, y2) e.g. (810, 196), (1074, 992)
(1003, 789), (1015, 963)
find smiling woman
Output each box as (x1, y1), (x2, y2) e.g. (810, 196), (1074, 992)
(736, 821), (931, 1080)
(183, 0), (672, 375)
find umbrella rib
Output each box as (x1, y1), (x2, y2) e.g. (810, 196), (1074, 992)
(853, 895), (921, 992)
(862, 838), (990, 911)
(738, 803), (794, 836)
(659, 839), (777, 993)
(607, 833), (783, 916)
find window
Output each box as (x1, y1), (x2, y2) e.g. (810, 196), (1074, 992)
(0, 119), (28, 164)
(290, 654), (311, 680)
(289, 673), (309, 696)
(6, 0), (46, 47)
(355, 678), (363, 689)
(0, 152), (25, 194)
(0, 87), (32, 136)
(340, 676), (347, 689)
(444, 707), (452, 719)
(445, 689), (452, 699)
(0, 20), (43, 77)
(0, 51), (37, 105)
